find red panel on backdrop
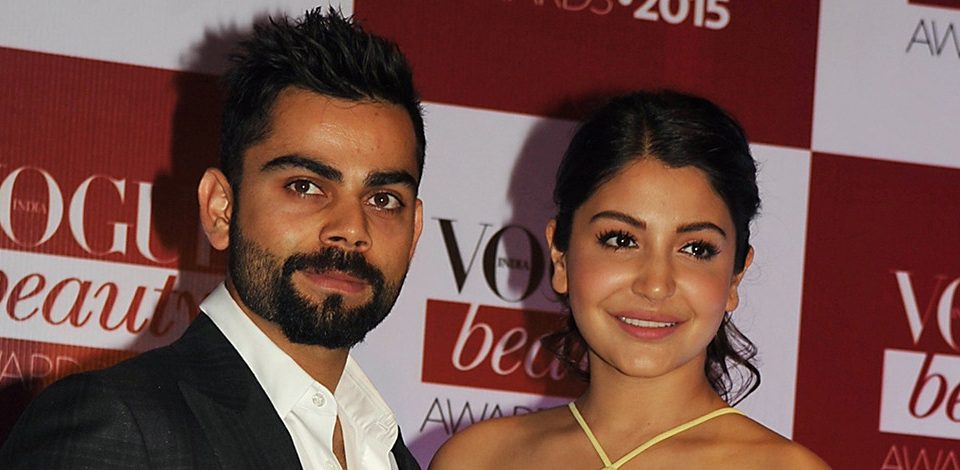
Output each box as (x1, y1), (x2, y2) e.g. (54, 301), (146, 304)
(908, 0), (960, 9)
(423, 299), (587, 398)
(354, 0), (819, 148)
(0, 47), (224, 272)
(1, 47), (226, 444)
(794, 153), (960, 468)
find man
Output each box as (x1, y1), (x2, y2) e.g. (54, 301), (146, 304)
(0, 8), (424, 469)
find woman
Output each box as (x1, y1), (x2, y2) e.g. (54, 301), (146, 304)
(430, 91), (829, 469)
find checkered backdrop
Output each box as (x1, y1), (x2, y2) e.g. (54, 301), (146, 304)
(1, 1), (958, 467)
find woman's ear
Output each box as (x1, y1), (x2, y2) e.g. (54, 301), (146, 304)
(546, 220), (568, 295)
(197, 168), (233, 251)
(726, 246), (754, 312)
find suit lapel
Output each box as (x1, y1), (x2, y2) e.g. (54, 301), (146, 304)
(172, 314), (302, 470)
(390, 428), (422, 470)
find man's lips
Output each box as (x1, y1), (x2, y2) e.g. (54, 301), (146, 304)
(298, 269), (369, 295)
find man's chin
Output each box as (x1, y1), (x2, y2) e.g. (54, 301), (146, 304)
(277, 312), (377, 350)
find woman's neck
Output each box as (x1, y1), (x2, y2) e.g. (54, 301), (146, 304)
(574, 352), (728, 435)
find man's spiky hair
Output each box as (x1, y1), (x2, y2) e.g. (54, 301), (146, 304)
(220, 8), (425, 189)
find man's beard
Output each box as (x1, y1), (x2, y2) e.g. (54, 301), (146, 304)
(228, 226), (404, 349)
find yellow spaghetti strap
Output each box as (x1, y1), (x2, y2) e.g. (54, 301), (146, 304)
(568, 402), (744, 470)
(568, 402), (615, 468)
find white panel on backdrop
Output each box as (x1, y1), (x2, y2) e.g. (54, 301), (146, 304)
(0, 1), (352, 74)
(734, 145), (812, 438)
(353, 102), (579, 464)
(880, 349), (960, 440)
(0, 249), (222, 352)
(813, 0), (960, 168)
(353, 103), (814, 464)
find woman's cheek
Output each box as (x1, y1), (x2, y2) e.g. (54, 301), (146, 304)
(567, 253), (631, 302)
(679, 269), (733, 312)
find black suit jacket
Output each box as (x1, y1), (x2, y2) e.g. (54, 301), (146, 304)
(0, 314), (420, 469)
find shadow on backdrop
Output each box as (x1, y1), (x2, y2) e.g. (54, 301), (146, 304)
(0, 16), (269, 445)
(406, 91), (626, 465)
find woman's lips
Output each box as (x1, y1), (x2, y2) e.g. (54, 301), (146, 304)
(298, 270), (368, 295)
(611, 312), (682, 340)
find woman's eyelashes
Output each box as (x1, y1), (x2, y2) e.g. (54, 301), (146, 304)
(597, 230), (637, 250)
(680, 240), (720, 260)
(596, 229), (721, 260)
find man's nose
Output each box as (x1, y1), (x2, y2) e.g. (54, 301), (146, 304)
(319, 199), (371, 251)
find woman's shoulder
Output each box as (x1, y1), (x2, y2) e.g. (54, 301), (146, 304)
(738, 436), (830, 469)
(716, 414), (830, 469)
(429, 406), (571, 469)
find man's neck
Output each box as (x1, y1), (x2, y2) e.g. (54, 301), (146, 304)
(241, 309), (350, 392)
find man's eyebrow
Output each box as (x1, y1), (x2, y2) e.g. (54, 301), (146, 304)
(677, 222), (727, 238)
(260, 155), (342, 182)
(365, 170), (419, 190)
(590, 210), (645, 228)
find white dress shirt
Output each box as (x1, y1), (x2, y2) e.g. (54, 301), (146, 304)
(201, 284), (401, 470)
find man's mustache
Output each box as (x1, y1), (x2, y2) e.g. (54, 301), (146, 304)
(281, 247), (385, 287)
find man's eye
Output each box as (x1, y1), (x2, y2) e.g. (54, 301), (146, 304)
(287, 180), (321, 195)
(598, 230), (637, 249)
(680, 241), (719, 260)
(368, 192), (402, 210)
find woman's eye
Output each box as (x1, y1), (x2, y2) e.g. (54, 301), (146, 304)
(287, 180), (321, 196)
(600, 231), (637, 249)
(681, 241), (719, 260)
(368, 192), (402, 210)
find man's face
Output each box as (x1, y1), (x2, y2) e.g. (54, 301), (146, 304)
(225, 88), (422, 349)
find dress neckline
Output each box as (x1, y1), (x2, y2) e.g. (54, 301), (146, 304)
(567, 401), (744, 469)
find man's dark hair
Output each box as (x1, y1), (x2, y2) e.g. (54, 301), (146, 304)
(220, 7), (425, 190)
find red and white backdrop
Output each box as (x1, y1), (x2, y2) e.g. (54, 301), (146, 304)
(1, 0), (957, 467)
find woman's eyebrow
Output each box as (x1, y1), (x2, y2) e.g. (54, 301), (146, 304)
(590, 211), (727, 237)
(590, 210), (645, 229)
(677, 222), (727, 238)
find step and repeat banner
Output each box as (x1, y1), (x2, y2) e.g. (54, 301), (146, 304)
(1, 1), (957, 467)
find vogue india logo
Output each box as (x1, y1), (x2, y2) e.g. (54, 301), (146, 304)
(0, 164), (214, 267)
(880, 270), (960, 441)
(421, 218), (587, 398)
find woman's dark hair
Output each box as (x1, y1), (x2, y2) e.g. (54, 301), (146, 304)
(543, 90), (761, 404)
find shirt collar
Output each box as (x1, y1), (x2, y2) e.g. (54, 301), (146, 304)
(199, 283), (398, 446)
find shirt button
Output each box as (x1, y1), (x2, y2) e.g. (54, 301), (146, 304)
(324, 460), (338, 470)
(312, 393), (326, 408)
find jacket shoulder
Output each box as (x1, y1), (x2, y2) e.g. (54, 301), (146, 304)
(0, 320), (218, 469)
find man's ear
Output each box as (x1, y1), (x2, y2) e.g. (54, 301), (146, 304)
(408, 198), (424, 261)
(726, 246), (755, 312)
(197, 168), (233, 251)
(545, 220), (568, 295)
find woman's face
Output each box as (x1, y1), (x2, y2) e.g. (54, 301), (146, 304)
(548, 158), (751, 381)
